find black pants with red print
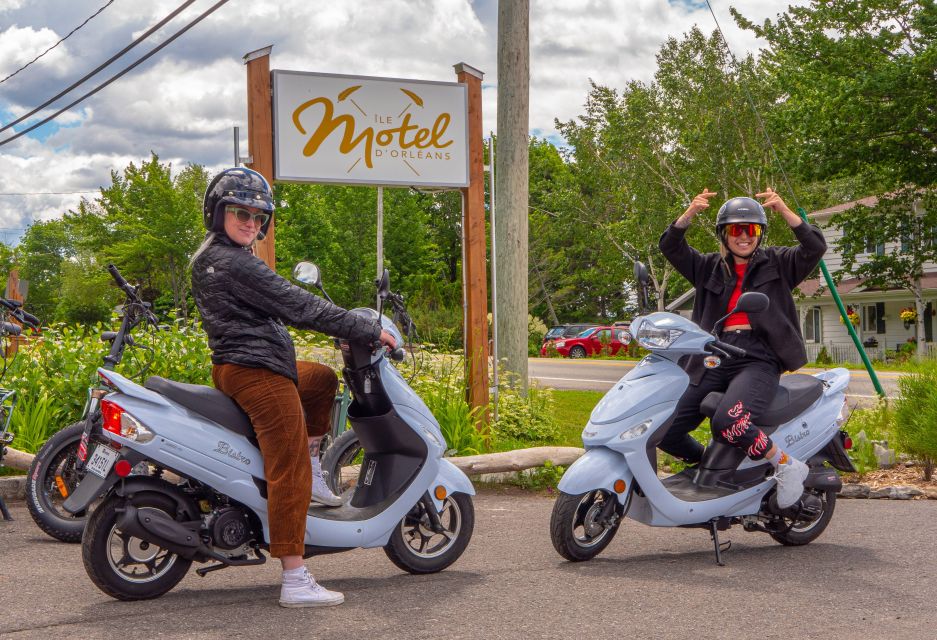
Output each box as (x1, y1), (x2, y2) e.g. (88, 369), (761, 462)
(659, 330), (781, 464)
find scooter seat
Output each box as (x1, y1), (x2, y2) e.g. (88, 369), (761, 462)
(699, 374), (824, 428)
(144, 376), (255, 439)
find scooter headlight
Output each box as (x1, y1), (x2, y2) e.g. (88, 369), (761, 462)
(636, 320), (683, 349)
(619, 420), (652, 441)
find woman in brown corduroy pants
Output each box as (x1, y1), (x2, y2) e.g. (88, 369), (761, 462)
(191, 167), (396, 607)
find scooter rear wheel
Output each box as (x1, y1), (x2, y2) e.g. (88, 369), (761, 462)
(383, 493), (474, 574)
(550, 490), (622, 562)
(82, 491), (192, 600)
(768, 488), (837, 546)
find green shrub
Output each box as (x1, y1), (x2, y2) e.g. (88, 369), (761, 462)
(407, 355), (487, 456)
(3, 315), (213, 445)
(492, 385), (559, 444)
(815, 345), (833, 365)
(843, 400), (894, 473)
(7, 392), (67, 454)
(894, 362), (937, 480)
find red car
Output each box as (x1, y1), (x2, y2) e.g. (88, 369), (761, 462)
(540, 326), (631, 358)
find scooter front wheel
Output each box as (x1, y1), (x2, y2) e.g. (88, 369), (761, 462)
(550, 490), (623, 562)
(384, 493), (474, 574)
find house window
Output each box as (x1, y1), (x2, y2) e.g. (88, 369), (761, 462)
(804, 307), (821, 343)
(863, 302), (886, 334)
(864, 237), (885, 255)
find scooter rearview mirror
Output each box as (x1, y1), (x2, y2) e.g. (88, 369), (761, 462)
(292, 261), (321, 288)
(734, 291), (770, 314)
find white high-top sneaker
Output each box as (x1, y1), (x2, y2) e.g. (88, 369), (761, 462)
(279, 567), (344, 608)
(311, 455), (342, 507)
(773, 457), (809, 508)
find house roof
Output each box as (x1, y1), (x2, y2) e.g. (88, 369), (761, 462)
(808, 195), (879, 220)
(798, 272), (937, 298)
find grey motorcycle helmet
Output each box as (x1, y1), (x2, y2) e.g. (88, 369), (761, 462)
(715, 197), (767, 252)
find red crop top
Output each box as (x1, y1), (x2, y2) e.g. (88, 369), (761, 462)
(725, 262), (750, 328)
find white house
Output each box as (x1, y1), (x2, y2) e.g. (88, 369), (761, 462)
(797, 196), (937, 363)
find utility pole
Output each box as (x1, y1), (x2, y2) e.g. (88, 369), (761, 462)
(496, 0), (530, 394)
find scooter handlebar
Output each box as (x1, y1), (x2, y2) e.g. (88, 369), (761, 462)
(709, 340), (746, 359)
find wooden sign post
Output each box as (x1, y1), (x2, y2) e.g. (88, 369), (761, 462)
(244, 46), (276, 269)
(455, 63), (490, 423)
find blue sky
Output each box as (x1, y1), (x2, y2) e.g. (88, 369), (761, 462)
(0, 0), (806, 238)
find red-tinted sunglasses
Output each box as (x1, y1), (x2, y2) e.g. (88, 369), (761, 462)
(725, 223), (763, 238)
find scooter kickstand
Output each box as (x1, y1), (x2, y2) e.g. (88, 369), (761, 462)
(708, 519), (731, 566)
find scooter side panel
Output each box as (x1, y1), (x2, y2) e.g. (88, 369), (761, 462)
(557, 447), (633, 505)
(430, 458), (476, 510)
(589, 357), (688, 425)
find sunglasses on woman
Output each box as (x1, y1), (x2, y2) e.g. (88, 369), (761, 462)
(725, 223), (763, 238)
(226, 205), (270, 227)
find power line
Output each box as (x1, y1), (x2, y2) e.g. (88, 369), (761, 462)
(0, 0), (230, 149)
(0, 191), (98, 196)
(0, 0), (198, 135)
(0, 0), (116, 85)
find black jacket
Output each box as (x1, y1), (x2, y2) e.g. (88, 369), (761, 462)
(658, 221), (826, 379)
(191, 234), (382, 382)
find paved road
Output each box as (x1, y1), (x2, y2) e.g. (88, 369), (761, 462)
(530, 357), (902, 400)
(2, 494), (935, 639)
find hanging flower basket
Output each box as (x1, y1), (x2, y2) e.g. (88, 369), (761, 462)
(900, 307), (917, 329)
(839, 307), (860, 327)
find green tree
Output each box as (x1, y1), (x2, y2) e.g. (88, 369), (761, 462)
(15, 219), (72, 322)
(734, 0), (937, 190)
(554, 28), (786, 312)
(70, 154), (208, 317)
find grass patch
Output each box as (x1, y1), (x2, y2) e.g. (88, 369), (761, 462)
(551, 389), (604, 446)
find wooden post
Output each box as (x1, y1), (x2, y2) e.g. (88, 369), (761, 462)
(455, 63), (490, 425)
(244, 46), (276, 270)
(4, 269), (24, 355)
(496, 0), (530, 395)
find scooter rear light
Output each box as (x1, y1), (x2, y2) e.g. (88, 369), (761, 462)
(843, 436), (853, 450)
(101, 399), (123, 436)
(100, 400), (154, 443)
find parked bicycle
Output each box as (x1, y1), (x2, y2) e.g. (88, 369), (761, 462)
(0, 298), (41, 521)
(26, 265), (159, 541)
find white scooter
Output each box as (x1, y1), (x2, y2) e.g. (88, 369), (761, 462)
(550, 263), (855, 565)
(65, 264), (475, 600)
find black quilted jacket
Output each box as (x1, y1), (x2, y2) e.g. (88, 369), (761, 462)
(191, 234), (382, 382)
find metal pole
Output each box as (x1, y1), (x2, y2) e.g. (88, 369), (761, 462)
(376, 186), (384, 309)
(796, 207), (885, 397)
(233, 126), (240, 166)
(489, 135), (499, 421)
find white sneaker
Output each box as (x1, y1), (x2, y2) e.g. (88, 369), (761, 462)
(774, 457), (809, 509)
(279, 568), (344, 608)
(311, 456), (342, 507)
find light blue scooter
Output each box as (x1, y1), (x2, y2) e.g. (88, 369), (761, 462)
(550, 263), (855, 565)
(65, 264), (475, 601)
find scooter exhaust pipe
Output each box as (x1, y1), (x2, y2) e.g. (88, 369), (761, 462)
(116, 504), (203, 559)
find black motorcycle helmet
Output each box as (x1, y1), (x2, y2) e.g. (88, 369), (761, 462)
(715, 196), (767, 253)
(203, 167), (274, 239)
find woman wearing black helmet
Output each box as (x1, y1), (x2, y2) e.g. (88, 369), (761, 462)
(657, 188), (827, 508)
(191, 167), (396, 607)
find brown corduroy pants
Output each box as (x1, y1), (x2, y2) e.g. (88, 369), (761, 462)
(212, 361), (339, 557)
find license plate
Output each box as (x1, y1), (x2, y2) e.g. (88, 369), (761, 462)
(86, 445), (119, 479)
